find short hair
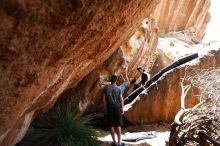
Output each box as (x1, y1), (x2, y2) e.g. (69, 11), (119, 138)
(130, 78), (136, 84)
(111, 75), (117, 83)
(137, 67), (142, 72)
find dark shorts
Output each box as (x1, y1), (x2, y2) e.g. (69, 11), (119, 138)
(107, 106), (123, 127)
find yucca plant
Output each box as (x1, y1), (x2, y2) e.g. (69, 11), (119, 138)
(20, 104), (100, 146)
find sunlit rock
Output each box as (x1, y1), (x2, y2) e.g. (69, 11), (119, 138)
(124, 40), (220, 124)
(152, 0), (210, 40)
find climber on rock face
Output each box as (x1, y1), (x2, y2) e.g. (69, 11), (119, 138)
(103, 75), (125, 146)
(137, 66), (150, 85)
(118, 65), (136, 95)
(100, 65), (136, 96)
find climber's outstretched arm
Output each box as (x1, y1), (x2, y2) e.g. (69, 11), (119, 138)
(121, 64), (129, 82)
(100, 81), (111, 85)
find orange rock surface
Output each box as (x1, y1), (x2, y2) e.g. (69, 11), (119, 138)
(152, 0), (210, 39)
(0, 1), (159, 145)
(124, 40), (220, 124)
(59, 17), (159, 113)
(0, 0), (214, 145)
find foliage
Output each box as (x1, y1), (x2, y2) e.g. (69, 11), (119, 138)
(19, 104), (100, 146)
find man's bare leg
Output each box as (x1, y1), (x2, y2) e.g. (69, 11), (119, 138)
(110, 127), (116, 144)
(115, 127), (122, 145)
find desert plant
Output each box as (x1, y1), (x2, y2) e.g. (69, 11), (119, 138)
(20, 104), (100, 146)
(170, 67), (220, 146)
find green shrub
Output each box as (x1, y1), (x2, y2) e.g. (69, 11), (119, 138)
(20, 105), (100, 146)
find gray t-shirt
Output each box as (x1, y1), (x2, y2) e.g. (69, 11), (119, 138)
(104, 84), (122, 108)
(118, 83), (126, 94)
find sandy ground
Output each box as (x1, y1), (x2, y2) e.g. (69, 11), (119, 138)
(98, 123), (170, 146)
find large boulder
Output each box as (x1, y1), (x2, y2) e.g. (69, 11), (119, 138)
(124, 39), (220, 124)
(80, 17), (159, 113)
(71, 0), (213, 113)
(0, 1), (160, 145)
(0, 0), (213, 145)
(53, 17), (159, 115)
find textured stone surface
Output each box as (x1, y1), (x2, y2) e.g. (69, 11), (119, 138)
(58, 0), (213, 114)
(152, 0), (210, 40)
(0, 0), (214, 145)
(54, 17), (159, 114)
(124, 40), (220, 124)
(0, 0), (160, 145)
(162, 30), (203, 44)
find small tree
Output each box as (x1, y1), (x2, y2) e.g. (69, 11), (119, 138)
(170, 67), (220, 146)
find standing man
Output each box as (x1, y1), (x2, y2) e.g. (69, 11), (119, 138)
(103, 75), (124, 146)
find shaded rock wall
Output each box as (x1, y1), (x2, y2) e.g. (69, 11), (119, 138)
(124, 40), (220, 124)
(58, 17), (159, 113)
(0, 0), (160, 145)
(152, 0), (210, 40)
(58, 0), (213, 114)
